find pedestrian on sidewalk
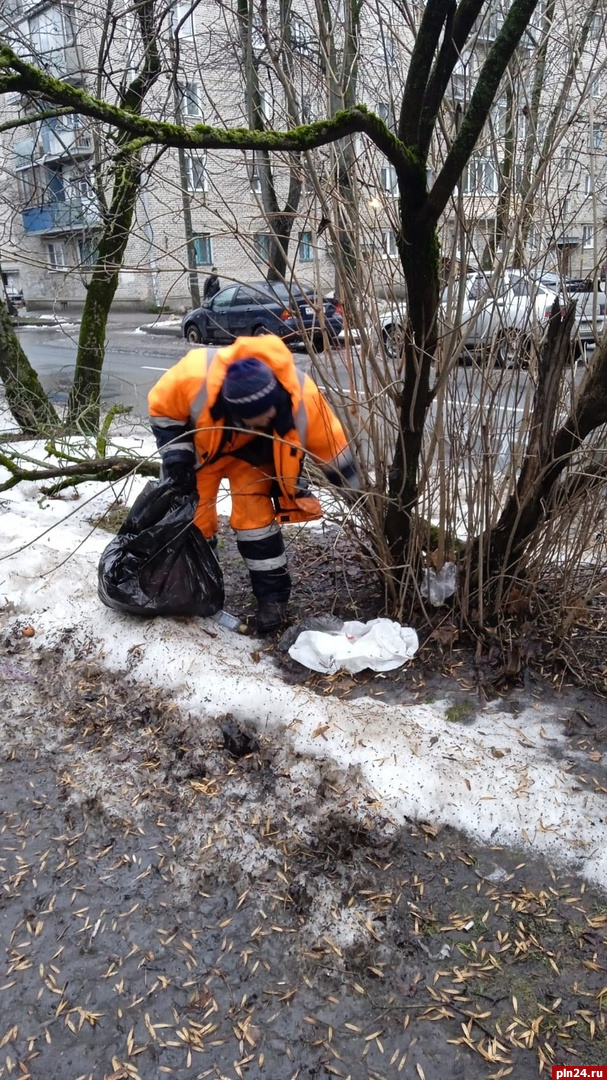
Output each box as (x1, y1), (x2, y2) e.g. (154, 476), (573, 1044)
(203, 267), (220, 300)
(148, 334), (360, 633)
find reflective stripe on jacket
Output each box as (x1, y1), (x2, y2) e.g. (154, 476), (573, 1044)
(148, 335), (358, 521)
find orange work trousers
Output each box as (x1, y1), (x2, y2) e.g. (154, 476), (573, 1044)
(194, 455), (276, 538)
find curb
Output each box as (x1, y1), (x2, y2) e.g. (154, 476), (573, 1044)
(138, 322), (182, 338)
(12, 316), (80, 329)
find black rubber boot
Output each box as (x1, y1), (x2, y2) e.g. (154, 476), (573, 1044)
(256, 600), (289, 635)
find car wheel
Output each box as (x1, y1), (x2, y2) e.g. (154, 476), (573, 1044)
(185, 324), (202, 344)
(252, 324), (270, 337)
(494, 329), (530, 369)
(382, 322), (405, 359)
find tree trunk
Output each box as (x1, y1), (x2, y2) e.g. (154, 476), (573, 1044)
(475, 303), (607, 613)
(494, 79), (514, 256)
(66, 0), (160, 431)
(0, 301), (59, 435)
(238, 0), (301, 283)
(384, 190), (440, 567)
(66, 160), (140, 430)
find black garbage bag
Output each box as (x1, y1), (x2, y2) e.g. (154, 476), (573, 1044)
(98, 480), (224, 617)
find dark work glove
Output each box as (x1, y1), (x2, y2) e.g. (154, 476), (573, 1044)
(163, 459), (198, 494)
(295, 475), (312, 498)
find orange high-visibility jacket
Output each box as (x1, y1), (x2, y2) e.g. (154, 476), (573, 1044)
(148, 335), (358, 523)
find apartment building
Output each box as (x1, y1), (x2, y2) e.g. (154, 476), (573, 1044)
(0, 0), (604, 311)
(0, 0), (337, 309)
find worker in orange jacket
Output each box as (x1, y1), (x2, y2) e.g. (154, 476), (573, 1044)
(148, 335), (359, 633)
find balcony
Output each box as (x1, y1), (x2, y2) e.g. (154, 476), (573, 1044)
(44, 126), (93, 158)
(14, 136), (37, 167)
(14, 124), (93, 168)
(22, 200), (101, 235)
(35, 43), (85, 85)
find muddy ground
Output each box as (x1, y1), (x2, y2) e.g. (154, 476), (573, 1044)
(1, 522), (607, 1080)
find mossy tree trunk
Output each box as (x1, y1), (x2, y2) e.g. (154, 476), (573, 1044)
(66, 0), (161, 432)
(0, 301), (59, 435)
(66, 160), (141, 430)
(383, 0), (542, 575)
(384, 188), (440, 565)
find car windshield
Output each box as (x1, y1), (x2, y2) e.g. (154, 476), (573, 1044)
(265, 283), (317, 303)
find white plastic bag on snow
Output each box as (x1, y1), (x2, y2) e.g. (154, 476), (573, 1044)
(288, 618), (419, 675)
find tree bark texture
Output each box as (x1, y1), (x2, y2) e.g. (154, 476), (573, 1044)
(384, 0), (541, 578)
(66, 0), (161, 431)
(0, 302), (59, 436)
(66, 161), (141, 430)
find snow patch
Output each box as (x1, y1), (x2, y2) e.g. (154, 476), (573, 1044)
(1, 470), (606, 889)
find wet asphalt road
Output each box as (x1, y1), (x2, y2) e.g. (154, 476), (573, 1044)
(15, 322), (187, 415)
(2, 633), (606, 1080)
(15, 320), (535, 463)
(14, 320), (346, 417)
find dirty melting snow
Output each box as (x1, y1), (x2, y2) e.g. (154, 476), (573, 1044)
(1, 470), (606, 891)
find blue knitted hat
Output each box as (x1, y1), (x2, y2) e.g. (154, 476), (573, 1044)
(222, 358), (278, 419)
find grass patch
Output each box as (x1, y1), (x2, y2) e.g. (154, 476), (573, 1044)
(445, 699), (476, 724)
(89, 501), (129, 534)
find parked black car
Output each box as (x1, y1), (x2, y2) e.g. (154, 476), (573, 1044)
(2, 283), (25, 317)
(181, 280), (343, 349)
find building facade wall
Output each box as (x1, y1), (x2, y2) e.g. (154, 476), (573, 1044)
(0, 0), (606, 311)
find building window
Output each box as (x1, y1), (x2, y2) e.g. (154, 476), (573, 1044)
(68, 171), (94, 203)
(513, 163), (524, 193)
(583, 226), (594, 249)
(298, 230), (313, 262)
(592, 124), (603, 150)
(259, 91), (271, 121)
(451, 56), (476, 105)
(250, 22), (265, 54)
(77, 237), (97, 266)
(172, 1), (194, 37)
(592, 76), (602, 98)
(28, 6), (70, 76)
(47, 165), (66, 203)
(186, 152), (207, 192)
(380, 34), (396, 64)
(585, 172), (594, 195)
(381, 229), (398, 257)
(291, 19), (312, 54)
(249, 153), (262, 193)
(463, 156), (498, 194)
(301, 95), (313, 123)
(380, 163), (398, 194)
(193, 232), (212, 265)
(377, 101), (396, 131)
(527, 226), (538, 250)
(254, 232), (271, 263)
(180, 82), (201, 118)
(47, 242), (66, 269)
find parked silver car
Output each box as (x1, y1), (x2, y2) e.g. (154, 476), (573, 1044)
(537, 274), (606, 357)
(350, 270), (606, 364)
(441, 270), (553, 363)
